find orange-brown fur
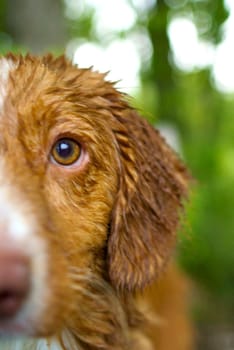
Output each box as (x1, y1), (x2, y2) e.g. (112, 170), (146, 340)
(1, 54), (192, 349)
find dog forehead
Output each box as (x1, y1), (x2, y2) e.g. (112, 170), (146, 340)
(0, 57), (54, 134)
(0, 57), (16, 113)
(5, 54), (114, 100)
(1, 55), (116, 123)
(0, 55), (123, 162)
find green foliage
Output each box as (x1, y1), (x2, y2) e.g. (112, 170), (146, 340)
(66, 7), (95, 42)
(0, 0), (12, 53)
(189, 0), (228, 43)
(165, 0), (228, 43)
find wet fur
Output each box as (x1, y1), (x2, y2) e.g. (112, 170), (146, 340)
(0, 54), (192, 349)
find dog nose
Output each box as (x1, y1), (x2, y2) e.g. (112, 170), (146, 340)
(0, 251), (30, 319)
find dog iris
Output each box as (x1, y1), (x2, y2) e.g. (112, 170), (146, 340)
(51, 138), (81, 165)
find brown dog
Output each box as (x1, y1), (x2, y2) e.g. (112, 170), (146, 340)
(0, 54), (192, 349)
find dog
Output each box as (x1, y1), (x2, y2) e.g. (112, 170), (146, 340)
(0, 54), (193, 350)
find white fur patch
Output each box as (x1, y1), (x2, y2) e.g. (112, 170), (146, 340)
(0, 58), (16, 111)
(0, 338), (60, 350)
(0, 331), (81, 350)
(0, 187), (35, 241)
(0, 162), (49, 335)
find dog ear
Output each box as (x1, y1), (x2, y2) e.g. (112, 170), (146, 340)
(108, 108), (190, 292)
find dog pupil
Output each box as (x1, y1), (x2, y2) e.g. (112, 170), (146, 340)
(57, 140), (72, 158)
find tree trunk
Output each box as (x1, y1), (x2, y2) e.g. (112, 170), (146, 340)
(147, 0), (176, 123)
(6, 0), (67, 53)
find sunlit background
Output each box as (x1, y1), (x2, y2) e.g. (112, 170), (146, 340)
(0, 0), (234, 349)
(64, 0), (234, 93)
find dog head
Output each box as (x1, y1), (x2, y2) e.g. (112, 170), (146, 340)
(0, 54), (189, 341)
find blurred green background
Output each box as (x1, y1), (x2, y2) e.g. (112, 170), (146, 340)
(0, 0), (233, 348)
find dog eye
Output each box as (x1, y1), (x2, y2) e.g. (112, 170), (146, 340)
(51, 138), (81, 166)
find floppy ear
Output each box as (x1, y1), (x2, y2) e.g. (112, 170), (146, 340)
(108, 108), (190, 292)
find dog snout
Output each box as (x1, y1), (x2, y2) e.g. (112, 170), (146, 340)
(0, 249), (30, 319)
